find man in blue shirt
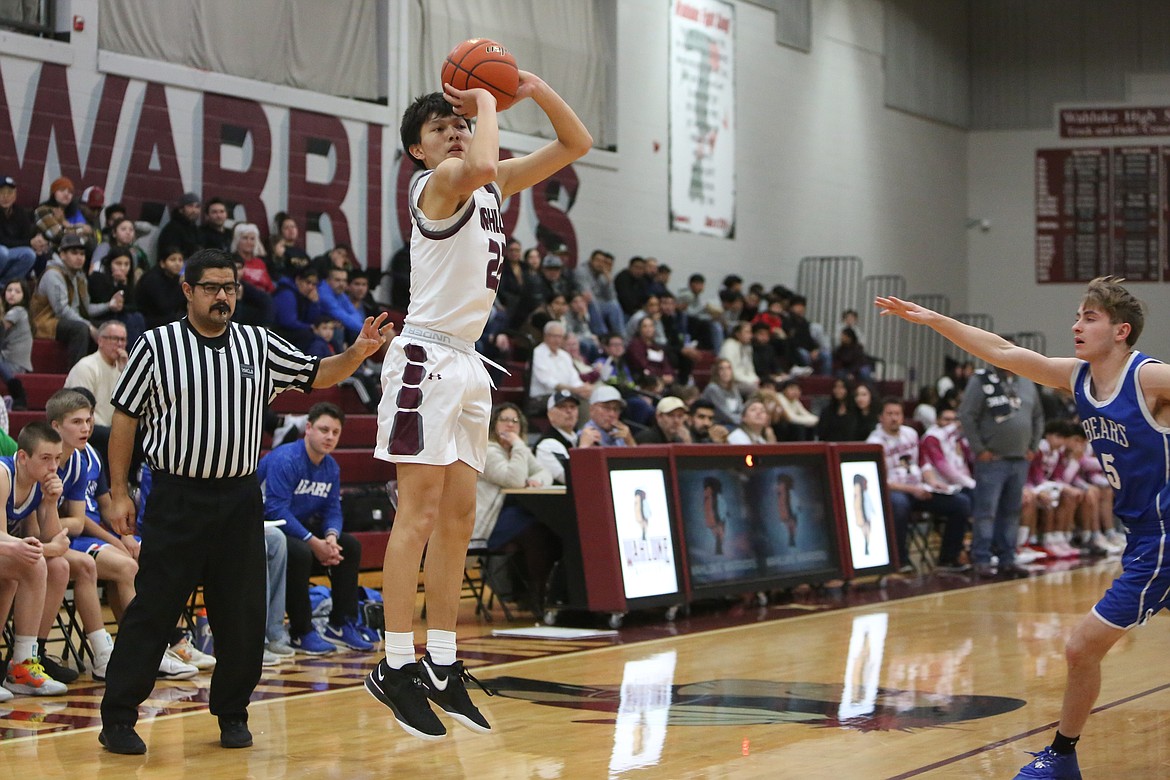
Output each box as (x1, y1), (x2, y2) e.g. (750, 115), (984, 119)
(257, 402), (371, 653)
(318, 266), (365, 345)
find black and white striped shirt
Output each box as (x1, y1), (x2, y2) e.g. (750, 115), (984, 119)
(111, 319), (319, 479)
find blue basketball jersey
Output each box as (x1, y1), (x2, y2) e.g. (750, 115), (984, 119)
(1074, 351), (1170, 532)
(0, 456), (44, 533)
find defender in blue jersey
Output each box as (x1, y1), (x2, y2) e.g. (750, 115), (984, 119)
(878, 277), (1160, 779)
(0, 421), (70, 696)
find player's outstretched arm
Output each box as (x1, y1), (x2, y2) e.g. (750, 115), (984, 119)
(875, 295), (1080, 390)
(496, 71), (593, 199)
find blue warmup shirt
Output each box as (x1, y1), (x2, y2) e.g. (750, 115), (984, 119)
(1074, 351), (1170, 533)
(0, 456), (44, 533)
(256, 441), (343, 541)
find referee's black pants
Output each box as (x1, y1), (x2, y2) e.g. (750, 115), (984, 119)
(101, 472), (267, 728)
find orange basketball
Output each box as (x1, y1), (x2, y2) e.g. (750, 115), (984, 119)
(441, 38), (520, 111)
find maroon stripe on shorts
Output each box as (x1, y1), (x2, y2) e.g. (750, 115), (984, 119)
(389, 411), (423, 456)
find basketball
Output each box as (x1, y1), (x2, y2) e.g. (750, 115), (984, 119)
(441, 38), (520, 111)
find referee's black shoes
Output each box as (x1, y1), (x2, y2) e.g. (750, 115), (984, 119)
(219, 716), (253, 748)
(99, 724), (147, 754)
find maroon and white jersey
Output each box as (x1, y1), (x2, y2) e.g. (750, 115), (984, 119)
(403, 170), (506, 343)
(867, 424), (923, 486)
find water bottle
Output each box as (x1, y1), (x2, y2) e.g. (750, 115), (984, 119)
(194, 608), (214, 656)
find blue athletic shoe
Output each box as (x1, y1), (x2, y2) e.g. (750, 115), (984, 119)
(356, 624), (381, 645)
(322, 621), (375, 652)
(290, 630), (336, 656)
(1013, 747), (1082, 779)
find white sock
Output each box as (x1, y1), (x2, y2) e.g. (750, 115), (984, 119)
(384, 631), (415, 669)
(87, 628), (113, 650)
(13, 636), (37, 663)
(427, 629), (457, 667)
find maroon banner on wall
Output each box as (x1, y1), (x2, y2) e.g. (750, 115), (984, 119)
(1060, 106), (1170, 139)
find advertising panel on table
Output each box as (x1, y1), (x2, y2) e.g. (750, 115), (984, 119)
(828, 443), (899, 578)
(670, 444), (843, 599)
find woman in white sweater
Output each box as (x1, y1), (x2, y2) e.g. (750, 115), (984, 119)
(473, 403), (558, 614)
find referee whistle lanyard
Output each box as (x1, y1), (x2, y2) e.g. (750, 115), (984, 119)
(399, 324), (510, 388)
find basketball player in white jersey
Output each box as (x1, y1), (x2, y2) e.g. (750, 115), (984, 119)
(366, 74), (591, 739)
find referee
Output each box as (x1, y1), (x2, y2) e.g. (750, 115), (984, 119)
(98, 248), (390, 754)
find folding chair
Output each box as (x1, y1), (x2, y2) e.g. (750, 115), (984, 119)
(907, 510), (939, 573)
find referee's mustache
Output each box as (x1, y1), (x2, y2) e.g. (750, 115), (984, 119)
(211, 302), (231, 313)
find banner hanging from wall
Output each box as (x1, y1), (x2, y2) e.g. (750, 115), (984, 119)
(669, 0), (735, 238)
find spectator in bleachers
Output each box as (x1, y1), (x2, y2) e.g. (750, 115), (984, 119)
(912, 385), (940, 429)
(100, 203), (126, 239)
(614, 256), (649, 316)
(31, 233), (116, 366)
(834, 308), (866, 350)
(919, 406), (976, 500)
(727, 396), (775, 445)
(774, 379), (819, 439)
(688, 398), (730, 443)
(0, 422), (71, 697)
(741, 287), (765, 323)
(272, 266), (322, 352)
(90, 218), (149, 279)
(34, 177), (91, 253)
(868, 397), (972, 573)
(522, 246), (542, 273)
(346, 269), (384, 320)
(623, 293), (666, 344)
(156, 192), (203, 262)
(562, 334), (600, 384)
(720, 274), (744, 299)
(257, 402), (372, 654)
(536, 254), (579, 304)
(232, 222), (275, 294)
(1061, 427), (1123, 556)
(716, 289), (744, 337)
(700, 358), (746, 427)
(572, 249), (624, 334)
(317, 265), (363, 345)
(78, 187), (106, 237)
(199, 198), (232, 252)
(584, 384), (636, 446)
(88, 248), (145, 345)
(519, 291), (568, 349)
(261, 526), (292, 666)
(642, 258), (666, 298)
(268, 212), (311, 279)
(0, 280), (31, 409)
(785, 296), (830, 375)
(0, 175), (42, 284)
(852, 382), (880, 439)
(635, 396), (693, 444)
(474, 403), (559, 615)
(135, 246), (187, 330)
(652, 262), (672, 298)
(936, 356), (973, 400)
(305, 316), (340, 359)
(751, 321), (789, 385)
(718, 321), (760, 395)
(626, 315), (676, 386)
(1020, 421), (1081, 560)
(659, 292), (697, 384)
(564, 291), (602, 360)
(676, 273), (724, 349)
(499, 238), (543, 330)
(63, 320), (127, 428)
(958, 359), (1042, 577)
(529, 320), (594, 415)
(833, 326), (870, 382)
(815, 378), (861, 442)
(534, 391), (601, 484)
(592, 332), (634, 385)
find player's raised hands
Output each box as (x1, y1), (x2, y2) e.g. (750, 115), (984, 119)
(353, 313), (394, 359)
(442, 82), (496, 119)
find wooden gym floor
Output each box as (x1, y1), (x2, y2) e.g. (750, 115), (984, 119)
(3, 559), (1170, 778)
